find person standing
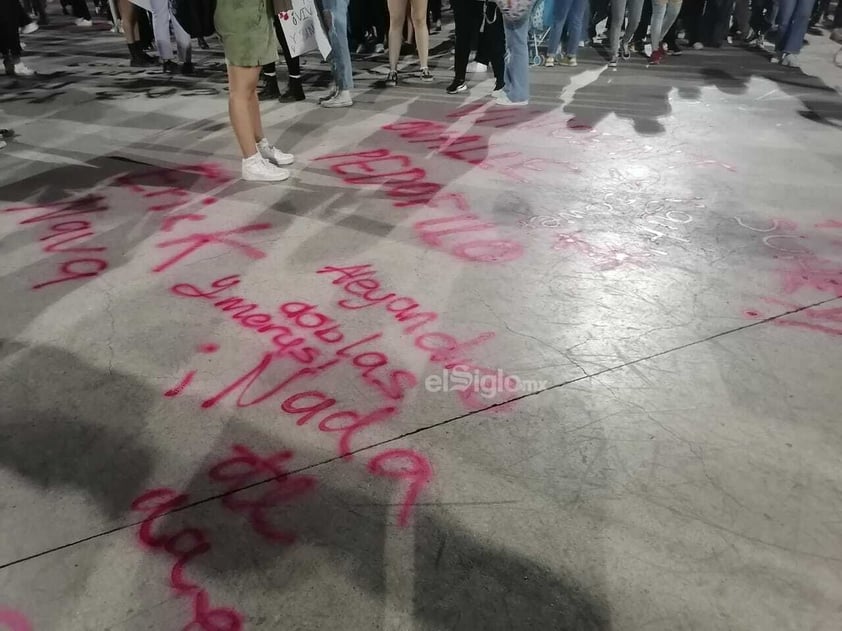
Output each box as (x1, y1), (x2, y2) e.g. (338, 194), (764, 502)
(448, 0), (505, 95)
(131, 0), (193, 74)
(610, 0), (647, 65)
(215, 0), (295, 181)
(70, 0), (94, 26)
(544, 0), (587, 66)
(772, 0), (817, 66)
(497, 0), (535, 105)
(119, 0), (156, 66)
(385, 0), (433, 85)
(647, 0), (683, 63)
(320, 0), (355, 106)
(260, 13), (306, 102)
(1, 0), (34, 75)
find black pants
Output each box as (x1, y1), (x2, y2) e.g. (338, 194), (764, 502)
(701, 0), (736, 44)
(749, 0), (774, 33)
(429, 0), (442, 21)
(835, 0), (842, 26)
(453, 0), (504, 84)
(263, 15), (301, 79)
(810, 0), (830, 23)
(71, 0), (92, 19)
(351, 0), (386, 45)
(589, 0), (610, 38)
(0, 0), (22, 61)
(682, 0), (706, 43)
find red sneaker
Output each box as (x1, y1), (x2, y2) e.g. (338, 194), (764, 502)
(649, 47), (666, 65)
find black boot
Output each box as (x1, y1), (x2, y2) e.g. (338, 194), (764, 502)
(258, 76), (281, 100)
(129, 42), (156, 67)
(279, 77), (305, 102)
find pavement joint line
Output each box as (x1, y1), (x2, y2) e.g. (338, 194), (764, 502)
(0, 294), (838, 573)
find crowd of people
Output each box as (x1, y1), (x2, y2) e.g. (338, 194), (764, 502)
(1, 0), (841, 177)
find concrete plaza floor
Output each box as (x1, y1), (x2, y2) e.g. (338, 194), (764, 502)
(1, 10), (842, 631)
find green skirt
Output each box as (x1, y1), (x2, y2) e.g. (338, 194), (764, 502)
(215, 0), (279, 67)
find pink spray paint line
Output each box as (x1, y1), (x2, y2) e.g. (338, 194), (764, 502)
(0, 609), (33, 631)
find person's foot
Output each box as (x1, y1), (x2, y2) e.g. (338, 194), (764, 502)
(753, 34), (767, 48)
(560, 55), (578, 66)
(4, 61), (35, 77)
(279, 80), (306, 102)
(385, 71), (398, 87)
(258, 78), (281, 100)
(692, 41), (704, 50)
(181, 61), (194, 75)
(242, 154), (290, 182)
(780, 52), (800, 68)
(621, 42), (631, 59)
(490, 83), (505, 98)
(375, 43), (385, 54)
(770, 51), (782, 63)
(355, 43), (367, 54)
(543, 55), (555, 67)
(162, 60), (178, 74)
(75, 18), (93, 27)
(321, 90), (353, 108)
(432, 19), (442, 33)
(667, 41), (682, 55)
(633, 40), (646, 54)
(467, 61), (488, 73)
(258, 138), (294, 166)
(495, 93), (528, 106)
(649, 47), (666, 64)
(446, 79), (467, 94)
(419, 67), (434, 82)
(20, 22), (39, 35)
(831, 28), (842, 43)
(198, 37), (209, 50)
(608, 55), (619, 68)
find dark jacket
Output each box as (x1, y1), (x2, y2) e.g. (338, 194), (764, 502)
(174, 0), (216, 38)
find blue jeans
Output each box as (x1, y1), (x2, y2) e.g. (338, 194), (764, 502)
(547, 0), (588, 56)
(610, 0), (647, 53)
(323, 0), (353, 90)
(650, 0), (683, 49)
(776, 0), (814, 53)
(503, 14), (531, 102)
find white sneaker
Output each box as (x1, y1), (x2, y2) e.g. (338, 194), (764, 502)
(0, 140), (6, 150)
(692, 42), (704, 50)
(374, 43), (385, 54)
(242, 154), (290, 182)
(780, 53), (800, 68)
(495, 93), (528, 107)
(257, 138), (294, 166)
(5, 62), (35, 77)
(490, 86), (505, 98)
(321, 90), (353, 108)
(20, 22), (39, 35)
(467, 61), (487, 73)
(75, 18), (93, 27)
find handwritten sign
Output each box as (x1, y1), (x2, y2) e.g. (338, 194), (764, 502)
(278, 0), (331, 60)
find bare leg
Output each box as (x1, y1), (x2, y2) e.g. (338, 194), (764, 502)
(248, 90), (264, 143)
(227, 65), (261, 158)
(118, 0), (135, 42)
(387, 0), (408, 71)
(411, 0), (430, 67)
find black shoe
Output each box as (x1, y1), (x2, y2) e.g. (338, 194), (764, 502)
(128, 43), (156, 67)
(162, 60), (178, 74)
(446, 79), (467, 94)
(385, 71), (398, 87)
(667, 42), (683, 55)
(181, 61), (194, 75)
(258, 78), (281, 100)
(197, 37), (209, 50)
(279, 79), (306, 102)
